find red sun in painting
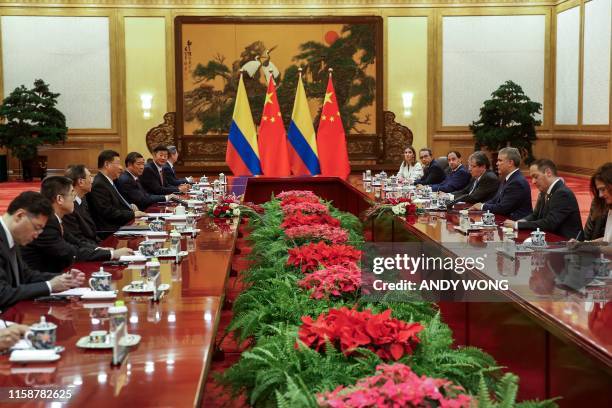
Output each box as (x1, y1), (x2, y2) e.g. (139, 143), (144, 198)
(325, 31), (339, 45)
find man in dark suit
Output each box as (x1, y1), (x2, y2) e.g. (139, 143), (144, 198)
(140, 145), (189, 196)
(88, 150), (146, 238)
(471, 147), (532, 220)
(430, 151), (471, 193)
(0, 192), (84, 309)
(415, 148), (446, 186)
(21, 177), (133, 273)
(63, 164), (100, 244)
(163, 145), (192, 186)
(117, 152), (176, 211)
(503, 159), (583, 240)
(448, 151), (500, 205)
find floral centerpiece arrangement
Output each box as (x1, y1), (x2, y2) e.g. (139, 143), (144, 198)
(220, 189), (557, 408)
(207, 194), (264, 219)
(208, 195), (241, 218)
(317, 363), (471, 408)
(297, 307), (423, 361)
(363, 197), (417, 219)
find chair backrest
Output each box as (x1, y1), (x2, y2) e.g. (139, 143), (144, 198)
(437, 156), (450, 174)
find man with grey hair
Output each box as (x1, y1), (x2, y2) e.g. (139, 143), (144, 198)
(470, 147), (532, 220)
(448, 151), (499, 206)
(163, 145), (192, 186)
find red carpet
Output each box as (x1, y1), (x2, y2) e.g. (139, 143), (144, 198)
(0, 181), (41, 212)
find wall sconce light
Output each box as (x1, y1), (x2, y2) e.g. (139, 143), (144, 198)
(402, 92), (414, 117)
(140, 93), (153, 119)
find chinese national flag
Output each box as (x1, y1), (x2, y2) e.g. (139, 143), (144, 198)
(258, 77), (291, 176)
(316, 74), (350, 179)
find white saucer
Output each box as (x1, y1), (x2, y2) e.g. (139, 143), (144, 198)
(76, 334), (141, 349)
(81, 291), (117, 300)
(10, 350), (60, 363)
(123, 283), (170, 293)
(122, 284), (153, 293)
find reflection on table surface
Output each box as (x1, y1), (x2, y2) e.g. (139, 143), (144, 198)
(0, 205), (239, 406)
(347, 175), (612, 365)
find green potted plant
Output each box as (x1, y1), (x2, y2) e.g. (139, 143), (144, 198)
(470, 80), (542, 167)
(0, 79), (67, 181)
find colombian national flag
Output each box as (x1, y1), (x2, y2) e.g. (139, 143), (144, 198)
(226, 75), (262, 176)
(287, 73), (320, 176)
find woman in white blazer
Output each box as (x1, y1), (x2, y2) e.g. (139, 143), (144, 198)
(397, 145), (423, 181)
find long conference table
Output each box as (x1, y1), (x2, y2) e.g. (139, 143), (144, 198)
(0, 176), (610, 407)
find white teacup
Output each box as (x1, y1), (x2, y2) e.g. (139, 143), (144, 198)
(26, 317), (57, 350)
(138, 240), (157, 256)
(89, 271), (112, 291)
(89, 330), (108, 344)
(130, 280), (145, 290)
(174, 205), (186, 215)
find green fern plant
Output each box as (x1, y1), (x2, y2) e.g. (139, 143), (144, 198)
(476, 373), (559, 407)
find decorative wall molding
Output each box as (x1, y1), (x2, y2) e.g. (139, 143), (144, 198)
(0, 0), (554, 8)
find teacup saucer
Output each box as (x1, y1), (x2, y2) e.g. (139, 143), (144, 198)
(76, 334), (141, 349)
(123, 284), (153, 293)
(10, 350), (60, 363)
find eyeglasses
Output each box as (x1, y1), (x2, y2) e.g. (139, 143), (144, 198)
(25, 214), (45, 233)
(419, 155), (430, 159)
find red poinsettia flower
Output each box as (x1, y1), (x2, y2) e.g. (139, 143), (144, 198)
(284, 224), (349, 244)
(287, 242), (362, 273)
(297, 307), (423, 361)
(280, 195), (322, 207)
(277, 190), (319, 201)
(281, 202), (329, 215)
(298, 264), (361, 299)
(317, 363), (471, 408)
(281, 211), (341, 229)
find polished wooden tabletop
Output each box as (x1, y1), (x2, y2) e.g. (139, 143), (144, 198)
(0, 175), (609, 407)
(0, 181), (247, 407)
(346, 175), (611, 367)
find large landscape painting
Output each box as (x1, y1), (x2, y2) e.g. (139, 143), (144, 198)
(175, 16), (382, 147)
